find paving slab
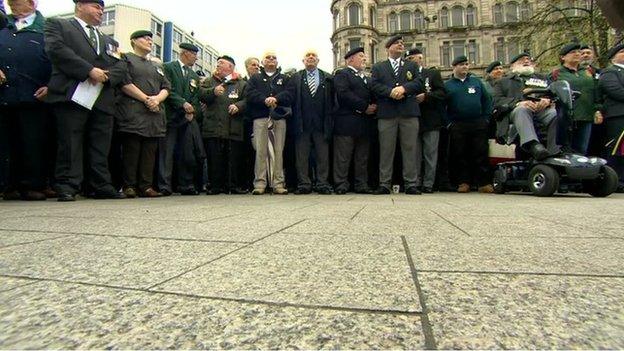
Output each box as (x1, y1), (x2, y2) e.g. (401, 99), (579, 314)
(0, 277), (35, 293)
(156, 233), (421, 312)
(0, 230), (70, 248)
(0, 236), (242, 289)
(0, 281), (425, 349)
(419, 273), (624, 349)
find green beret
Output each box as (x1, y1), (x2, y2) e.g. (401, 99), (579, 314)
(344, 47), (364, 60)
(130, 30), (152, 40)
(559, 43), (581, 56)
(218, 55), (236, 66)
(607, 44), (624, 60)
(452, 55), (468, 66)
(385, 35), (403, 49)
(486, 61), (503, 73)
(509, 52), (531, 65)
(73, 0), (104, 6)
(179, 43), (199, 53)
(579, 44), (590, 50)
(405, 48), (422, 57)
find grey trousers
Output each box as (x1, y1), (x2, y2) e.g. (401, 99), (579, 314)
(378, 117), (421, 189)
(253, 118), (286, 190)
(333, 135), (370, 191)
(417, 130), (440, 188)
(511, 106), (558, 152)
(295, 131), (330, 189)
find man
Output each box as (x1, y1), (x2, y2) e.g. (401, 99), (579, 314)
(493, 53), (557, 161)
(245, 51), (291, 195)
(445, 55), (493, 193)
(333, 47), (376, 194)
(244, 57), (260, 79)
(371, 35), (424, 195)
(199, 55), (247, 195)
(158, 42), (204, 195)
(580, 45), (601, 79)
(44, 0), (127, 201)
(240, 56), (260, 190)
(405, 48), (446, 194)
(484, 60), (504, 93)
(288, 50), (334, 194)
(598, 43), (624, 192)
(0, 0), (51, 201)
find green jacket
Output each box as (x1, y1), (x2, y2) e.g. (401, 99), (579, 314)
(550, 65), (600, 122)
(163, 61), (202, 125)
(199, 73), (247, 141)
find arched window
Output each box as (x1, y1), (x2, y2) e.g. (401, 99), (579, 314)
(440, 7), (449, 28)
(348, 3), (361, 26)
(451, 5), (465, 26)
(400, 11), (412, 30)
(493, 3), (503, 24)
(466, 5), (477, 26)
(520, 1), (530, 21)
(414, 10), (425, 30)
(333, 10), (340, 30)
(369, 7), (377, 26)
(505, 1), (519, 22)
(388, 13), (398, 32)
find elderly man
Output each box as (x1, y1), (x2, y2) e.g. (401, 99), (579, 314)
(245, 52), (291, 195)
(45, 0), (127, 201)
(244, 57), (260, 79)
(288, 50), (334, 194)
(199, 55), (247, 195)
(598, 44), (624, 192)
(0, 0), (51, 200)
(493, 53), (557, 160)
(484, 61), (504, 93)
(371, 35), (424, 195)
(158, 42), (204, 196)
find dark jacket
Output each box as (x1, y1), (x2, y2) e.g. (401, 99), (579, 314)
(163, 60), (202, 126)
(333, 67), (375, 138)
(418, 67), (446, 132)
(199, 72), (247, 141)
(371, 58), (423, 119)
(550, 65), (600, 122)
(44, 17), (126, 115)
(0, 11), (51, 106)
(444, 73), (492, 123)
(288, 68), (334, 139)
(245, 67), (291, 120)
(116, 53), (170, 138)
(598, 65), (624, 118)
(0, 11), (7, 31)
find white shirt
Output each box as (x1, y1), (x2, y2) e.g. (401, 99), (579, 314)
(74, 16), (100, 54)
(15, 12), (36, 30)
(614, 63), (624, 70)
(389, 57), (401, 69)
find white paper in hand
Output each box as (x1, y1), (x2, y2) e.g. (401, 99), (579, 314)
(71, 80), (103, 110)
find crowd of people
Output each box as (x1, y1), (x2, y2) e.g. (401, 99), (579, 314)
(1, 0), (623, 201)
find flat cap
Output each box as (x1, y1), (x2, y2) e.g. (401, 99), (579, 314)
(217, 55), (236, 66)
(130, 30), (152, 40)
(509, 52), (531, 65)
(73, 0), (104, 6)
(452, 55), (468, 66)
(405, 47), (422, 57)
(385, 35), (403, 49)
(179, 42), (199, 53)
(559, 43), (581, 56)
(485, 60), (503, 73)
(344, 47), (364, 60)
(607, 43), (624, 60)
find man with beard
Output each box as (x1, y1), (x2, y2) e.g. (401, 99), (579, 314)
(493, 53), (557, 160)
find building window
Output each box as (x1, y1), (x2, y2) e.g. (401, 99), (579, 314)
(388, 13), (398, 32)
(414, 10), (425, 31)
(101, 11), (115, 26)
(506, 38), (522, 60)
(334, 45), (340, 66)
(466, 5), (477, 26)
(349, 38), (362, 51)
(451, 6), (465, 27)
(151, 20), (163, 37)
(467, 40), (479, 63)
(452, 40), (465, 60)
(348, 3), (361, 26)
(371, 42), (377, 64)
(153, 44), (161, 59)
(173, 30), (183, 45)
(505, 1), (519, 23)
(400, 11), (411, 30)
(494, 37), (505, 62)
(414, 42), (426, 55)
(493, 3), (503, 24)
(197, 48), (203, 61)
(440, 7), (449, 28)
(441, 41), (451, 66)
(520, 1), (531, 20)
(369, 7), (376, 26)
(333, 11), (340, 30)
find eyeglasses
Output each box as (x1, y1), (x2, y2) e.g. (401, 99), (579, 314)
(264, 56), (277, 60)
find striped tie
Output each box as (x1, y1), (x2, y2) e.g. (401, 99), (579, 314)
(392, 59), (400, 77)
(86, 25), (98, 50)
(307, 72), (317, 96)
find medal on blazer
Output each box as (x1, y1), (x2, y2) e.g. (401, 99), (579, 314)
(406, 71), (413, 81)
(156, 67), (164, 76)
(106, 43), (121, 59)
(425, 77), (431, 93)
(276, 78), (283, 86)
(190, 79), (197, 91)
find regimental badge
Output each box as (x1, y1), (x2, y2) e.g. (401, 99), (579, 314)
(190, 79), (197, 90)
(106, 43), (121, 60)
(525, 78), (548, 88)
(228, 89), (239, 99)
(468, 87), (476, 94)
(276, 78), (283, 86)
(595, 73), (601, 80)
(156, 67), (164, 76)
(406, 71), (413, 81)
(425, 78), (431, 93)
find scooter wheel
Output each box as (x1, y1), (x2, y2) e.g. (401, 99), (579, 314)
(528, 165), (559, 197)
(493, 169), (506, 194)
(585, 165), (618, 197)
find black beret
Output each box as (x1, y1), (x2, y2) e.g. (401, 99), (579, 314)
(73, 0), (104, 6)
(485, 61), (503, 73)
(509, 52), (531, 65)
(405, 48), (422, 57)
(385, 35), (403, 49)
(217, 55), (236, 66)
(344, 47), (364, 60)
(607, 43), (624, 60)
(130, 30), (152, 40)
(559, 43), (581, 56)
(452, 55), (468, 66)
(179, 43), (199, 53)
(579, 44), (590, 50)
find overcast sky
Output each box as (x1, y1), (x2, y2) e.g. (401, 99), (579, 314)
(9, 0), (335, 72)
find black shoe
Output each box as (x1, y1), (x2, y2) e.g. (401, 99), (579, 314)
(355, 188), (373, 194)
(372, 187), (391, 195)
(317, 187), (333, 195)
(527, 142), (550, 161)
(294, 187), (312, 195)
(422, 187), (434, 194)
(22, 190), (47, 201)
(94, 190), (127, 200)
(405, 186), (422, 195)
(57, 193), (76, 202)
(180, 189), (199, 196)
(159, 189), (172, 197)
(229, 187), (249, 195)
(206, 188), (222, 195)
(335, 188), (347, 195)
(3, 190), (21, 201)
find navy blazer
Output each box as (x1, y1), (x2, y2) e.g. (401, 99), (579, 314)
(288, 69), (334, 139)
(599, 65), (624, 118)
(333, 67), (375, 137)
(371, 58), (423, 119)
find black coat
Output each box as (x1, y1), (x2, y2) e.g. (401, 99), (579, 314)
(598, 65), (624, 118)
(288, 69), (334, 140)
(371, 58), (423, 119)
(418, 67), (446, 132)
(333, 67), (375, 137)
(246, 68), (291, 120)
(44, 17), (126, 115)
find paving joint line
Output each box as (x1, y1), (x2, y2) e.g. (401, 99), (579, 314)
(0, 234), (73, 250)
(430, 210), (471, 237)
(350, 206), (367, 221)
(19, 214), (207, 224)
(416, 269), (624, 279)
(0, 280), (39, 294)
(401, 236), (438, 350)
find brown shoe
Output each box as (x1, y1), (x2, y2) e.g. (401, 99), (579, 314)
(2, 190), (21, 201)
(478, 184), (494, 194)
(140, 188), (161, 198)
(273, 187), (288, 195)
(23, 190), (47, 201)
(42, 187), (58, 198)
(457, 183), (470, 193)
(123, 187), (137, 198)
